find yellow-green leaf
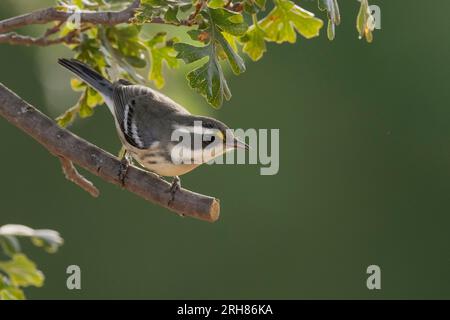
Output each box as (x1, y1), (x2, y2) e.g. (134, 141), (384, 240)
(86, 87), (103, 108)
(208, 0), (227, 9)
(0, 287), (25, 300)
(70, 78), (86, 92)
(259, 0), (323, 43)
(0, 254), (44, 288)
(357, 0), (374, 43)
(146, 33), (180, 89)
(223, 32), (239, 53)
(240, 17), (267, 61)
(56, 107), (78, 127)
(319, 0), (340, 40)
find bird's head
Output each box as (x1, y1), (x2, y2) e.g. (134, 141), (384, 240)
(170, 115), (249, 164)
(197, 117), (249, 152)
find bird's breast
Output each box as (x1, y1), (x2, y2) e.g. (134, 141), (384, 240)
(131, 148), (200, 177)
(140, 161), (200, 177)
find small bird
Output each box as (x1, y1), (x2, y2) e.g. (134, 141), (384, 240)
(58, 58), (248, 199)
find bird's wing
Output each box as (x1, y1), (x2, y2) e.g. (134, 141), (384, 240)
(112, 82), (190, 149)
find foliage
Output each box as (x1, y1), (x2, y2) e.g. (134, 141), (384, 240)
(318, 0), (340, 40)
(356, 0), (375, 43)
(54, 0), (378, 125)
(0, 224), (63, 300)
(174, 6), (248, 107)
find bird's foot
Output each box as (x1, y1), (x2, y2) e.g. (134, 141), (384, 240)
(168, 176), (181, 207)
(118, 150), (133, 187)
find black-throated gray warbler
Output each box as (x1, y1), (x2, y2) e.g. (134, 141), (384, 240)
(58, 58), (248, 197)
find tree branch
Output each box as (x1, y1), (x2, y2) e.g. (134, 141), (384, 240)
(0, 31), (79, 46)
(0, 0), (142, 34)
(59, 156), (100, 198)
(0, 0), (193, 47)
(0, 83), (220, 223)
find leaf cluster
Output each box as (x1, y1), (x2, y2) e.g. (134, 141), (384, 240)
(0, 224), (63, 300)
(55, 0), (377, 125)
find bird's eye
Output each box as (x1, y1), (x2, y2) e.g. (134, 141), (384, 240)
(202, 135), (215, 148)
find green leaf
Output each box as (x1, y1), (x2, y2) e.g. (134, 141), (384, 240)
(106, 25), (147, 68)
(113, 24), (141, 39)
(132, 0), (166, 24)
(78, 90), (93, 118)
(145, 32), (180, 88)
(0, 287), (25, 300)
(175, 7), (247, 107)
(207, 7), (248, 36)
(176, 40), (231, 107)
(259, 0), (323, 43)
(56, 107), (77, 128)
(187, 58), (231, 108)
(0, 236), (20, 257)
(124, 55), (147, 68)
(86, 87), (103, 108)
(0, 254), (44, 288)
(61, 76), (103, 123)
(255, 0), (266, 9)
(179, 2), (193, 12)
(327, 19), (335, 40)
(175, 42), (210, 63)
(215, 31), (245, 75)
(132, 0), (192, 24)
(318, 0), (340, 40)
(357, 0), (374, 43)
(164, 5), (180, 24)
(223, 32), (238, 52)
(70, 78), (86, 92)
(0, 275), (25, 300)
(243, 0), (266, 14)
(208, 0), (227, 9)
(73, 0), (85, 9)
(318, 0), (340, 25)
(240, 16), (267, 61)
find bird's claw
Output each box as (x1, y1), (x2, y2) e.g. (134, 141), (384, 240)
(118, 159), (130, 187)
(118, 152), (132, 187)
(168, 176), (181, 207)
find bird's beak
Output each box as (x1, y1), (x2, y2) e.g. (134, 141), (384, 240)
(227, 138), (250, 151)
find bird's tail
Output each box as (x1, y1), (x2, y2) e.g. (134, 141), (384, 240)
(58, 58), (113, 98)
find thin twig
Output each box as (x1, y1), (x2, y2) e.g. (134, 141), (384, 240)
(0, 31), (79, 46)
(44, 21), (64, 37)
(59, 156), (100, 198)
(0, 83), (220, 222)
(0, 0), (141, 34)
(0, 0), (193, 47)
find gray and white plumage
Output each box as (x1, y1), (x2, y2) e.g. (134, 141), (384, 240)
(58, 58), (246, 177)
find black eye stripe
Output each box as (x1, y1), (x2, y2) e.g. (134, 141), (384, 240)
(202, 135), (216, 147)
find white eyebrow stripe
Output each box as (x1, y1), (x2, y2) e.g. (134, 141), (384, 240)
(173, 125), (218, 136)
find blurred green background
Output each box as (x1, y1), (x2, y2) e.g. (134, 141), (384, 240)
(1, 0), (450, 299)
